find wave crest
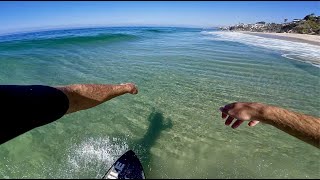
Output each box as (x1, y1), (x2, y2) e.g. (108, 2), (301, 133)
(0, 33), (138, 49)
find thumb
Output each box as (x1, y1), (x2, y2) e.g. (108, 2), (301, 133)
(248, 120), (260, 127)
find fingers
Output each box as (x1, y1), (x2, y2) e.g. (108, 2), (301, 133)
(131, 84), (138, 94)
(219, 103), (255, 129)
(231, 120), (244, 129)
(219, 103), (236, 117)
(220, 107), (231, 119)
(131, 85), (138, 94)
(122, 83), (138, 94)
(225, 116), (234, 125)
(219, 103), (234, 114)
(248, 120), (260, 127)
(223, 115), (245, 129)
(224, 103), (235, 109)
(220, 103), (259, 129)
(222, 112), (227, 119)
(220, 106), (236, 126)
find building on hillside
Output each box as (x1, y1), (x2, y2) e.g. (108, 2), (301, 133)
(293, 19), (302, 23)
(256, 21), (266, 25)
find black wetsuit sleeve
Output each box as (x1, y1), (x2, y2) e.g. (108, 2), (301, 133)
(0, 85), (69, 144)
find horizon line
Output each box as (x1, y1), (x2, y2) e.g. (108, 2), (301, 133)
(0, 24), (222, 36)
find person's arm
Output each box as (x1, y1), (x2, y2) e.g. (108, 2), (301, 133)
(219, 102), (320, 148)
(0, 83), (138, 145)
(55, 83), (138, 114)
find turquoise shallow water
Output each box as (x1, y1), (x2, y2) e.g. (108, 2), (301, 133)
(0, 27), (319, 178)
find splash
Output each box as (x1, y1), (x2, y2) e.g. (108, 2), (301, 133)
(62, 137), (129, 178)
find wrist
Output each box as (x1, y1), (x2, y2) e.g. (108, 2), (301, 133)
(250, 103), (270, 123)
(254, 103), (274, 124)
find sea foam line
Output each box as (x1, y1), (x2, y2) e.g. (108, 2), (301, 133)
(201, 31), (320, 68)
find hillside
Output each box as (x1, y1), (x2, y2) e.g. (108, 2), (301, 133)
(221, 13), (320, 35)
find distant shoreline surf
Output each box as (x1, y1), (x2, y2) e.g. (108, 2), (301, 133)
(239, 32), (320, 67)
(239, 31), (320, 47)
(202, 30), (320, 68)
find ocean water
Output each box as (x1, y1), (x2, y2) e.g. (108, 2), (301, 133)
(0, 27), (319, 178)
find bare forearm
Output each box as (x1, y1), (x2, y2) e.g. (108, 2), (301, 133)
(260, 105), (320, 148)
(55, 83), (137, 114)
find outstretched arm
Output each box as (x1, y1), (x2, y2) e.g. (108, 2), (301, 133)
(219, 102), (320, 148)
(0, 83), (138, 145)
(55, 83), (138, 114)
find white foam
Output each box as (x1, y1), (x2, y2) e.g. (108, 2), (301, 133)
(65, 137), (129, 178)
(202, 31), (320, 68)
(311, 64), (320, 68)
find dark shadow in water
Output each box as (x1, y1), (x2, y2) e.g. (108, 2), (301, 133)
(131, 108), (173, 175)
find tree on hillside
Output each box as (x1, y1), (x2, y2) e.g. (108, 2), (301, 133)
(284, 19), (288, 23)
(304, 13), (316, 21)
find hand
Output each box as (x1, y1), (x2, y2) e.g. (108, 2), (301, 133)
(121, 83), (138, 94)
(219, 102), (265, 129)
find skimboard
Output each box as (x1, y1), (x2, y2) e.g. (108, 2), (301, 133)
(102, 150), (145, 179)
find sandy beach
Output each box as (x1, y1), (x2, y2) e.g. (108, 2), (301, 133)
(240, 31), (320, 46)
(235, 31), (320, 66)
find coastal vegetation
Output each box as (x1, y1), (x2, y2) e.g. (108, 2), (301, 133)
(220, 13), (320, 35)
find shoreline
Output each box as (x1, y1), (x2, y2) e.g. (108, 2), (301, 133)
(235, 31), (320, 67)
(238, 31), (320, 46)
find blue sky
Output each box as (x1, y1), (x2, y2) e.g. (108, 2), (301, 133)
(0, 1), (319, 33)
